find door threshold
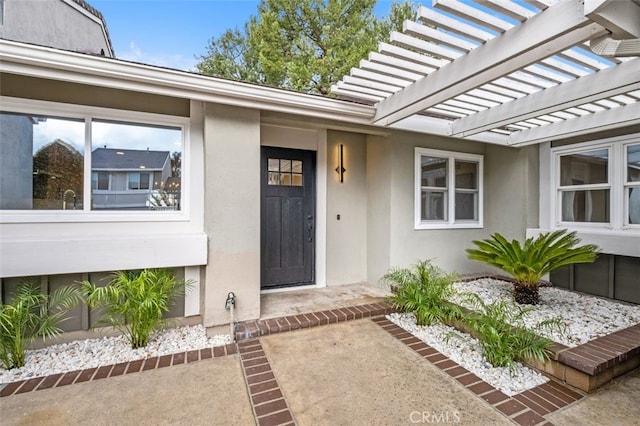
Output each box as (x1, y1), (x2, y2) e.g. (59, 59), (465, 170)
(260, 283), (325, 294)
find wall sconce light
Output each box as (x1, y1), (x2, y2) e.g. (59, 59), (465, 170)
(335, 143), (346, 183)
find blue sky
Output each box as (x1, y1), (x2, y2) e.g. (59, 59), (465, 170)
(91, 0), (404, 71)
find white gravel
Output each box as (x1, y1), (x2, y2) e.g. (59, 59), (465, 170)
(452, 278), (640, 347)
(3, 278), (638, 391)
(388, 278), (640, 396)
(387, 312), (548, 396)
(0, 325), (231, 385)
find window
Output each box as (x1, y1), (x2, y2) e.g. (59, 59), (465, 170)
(92, 172), (110, 190)
(0, 100), (185, 216)
(626, 144), (640, 225)
(127, 172), (151, 190)
(0, 112), (85, 210)
(558, 149), (610, 223)
(267, 158), (303, 186)
(553, 138), (640, 229)
(415, 148), (483, 229)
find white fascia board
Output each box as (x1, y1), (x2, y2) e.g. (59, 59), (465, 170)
(386, 115), (509, 145)
(0, 40), (374, 125)
(374, 0), (607, 126)
(507, 101), (640, 146)
(451, 57), (640, 137)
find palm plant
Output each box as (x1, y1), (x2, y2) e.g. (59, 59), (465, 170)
(466, 229), (599, 305)
(382, 260), (461, 326)
(456, 293), (565, 372)
(0, 280), (83, 369)
(83, 268), (191, 349)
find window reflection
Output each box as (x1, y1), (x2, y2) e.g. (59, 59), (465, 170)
(91, 121), (182, 210)
(0, 112), (84, 210)
(266, 157), (303, 187)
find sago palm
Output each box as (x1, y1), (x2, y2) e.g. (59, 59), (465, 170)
(466, 230), (599, 305)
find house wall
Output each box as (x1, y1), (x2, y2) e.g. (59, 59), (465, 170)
(202, 103), (261, 327)
(386, 132), (485, 274)
(0, 0), (111, 56)
(362, 131), (537, 281)
(0, 81), (206, 322)
(366, 135), (392, 285)
(326, 130), (368, 285)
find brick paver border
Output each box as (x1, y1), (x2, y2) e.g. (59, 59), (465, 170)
(238, 339), (295, 426)
(1, 302), (592, 426)
(373, 317), (585, 426)
(0, 344), (238, 398)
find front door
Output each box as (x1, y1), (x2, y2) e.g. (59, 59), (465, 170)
(261, 147), (316, 289)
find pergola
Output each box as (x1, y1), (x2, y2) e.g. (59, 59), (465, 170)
(332, 0), (640, 146)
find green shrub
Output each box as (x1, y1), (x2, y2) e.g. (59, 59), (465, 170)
(457, 293), (565, 372)
(382, 260), (461, 326)
(0, 280), (83, 369)
(83, 268), (192, 349)
(466, 230), (599, 304)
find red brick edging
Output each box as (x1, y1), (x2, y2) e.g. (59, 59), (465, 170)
(0, 344), (238, 398)
(235, 302), (394, 341)
(238, 339), (295, 426)
(373, 317), (584, 426)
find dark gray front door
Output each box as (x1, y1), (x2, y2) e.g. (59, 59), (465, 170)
(261, 147), (316, 289)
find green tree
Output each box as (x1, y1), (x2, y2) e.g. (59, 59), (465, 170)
(196, 0), (416, 95)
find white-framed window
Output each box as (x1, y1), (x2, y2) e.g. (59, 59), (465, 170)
(415, 147), (483, 229)
(127, 172), (151, 190)
(552, 136), (640, 230)
(0, 97), (188, 222)
(92, 172), (110, 190)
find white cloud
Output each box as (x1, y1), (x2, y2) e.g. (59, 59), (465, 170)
(118, 41), (198, 71)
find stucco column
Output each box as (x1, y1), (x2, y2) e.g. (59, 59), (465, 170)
(202, 103), (261, 328)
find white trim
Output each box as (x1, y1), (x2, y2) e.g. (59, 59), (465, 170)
(414, 147), (484, 230)
(0, 233), (207, 278)
(0, 40), (374, 125)
(316, 129), (328, 288)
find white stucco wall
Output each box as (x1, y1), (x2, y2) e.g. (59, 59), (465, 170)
(326, 130), (368, 285)
(362, 130), (538, 281)
(202, 103), (261, 327)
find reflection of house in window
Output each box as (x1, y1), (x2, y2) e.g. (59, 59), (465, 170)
(91, 148), (174, 210)
(33, 139), (84, 210)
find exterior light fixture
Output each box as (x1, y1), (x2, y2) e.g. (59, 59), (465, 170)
(335, 143), (346, 183)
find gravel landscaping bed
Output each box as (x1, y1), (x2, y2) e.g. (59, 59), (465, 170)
(388, 278), (640, 396)
(387, 312), (549, 396)
(452, 278), (640, 347)
(0, 325), (231, 385)
(2, 278), (639, 391)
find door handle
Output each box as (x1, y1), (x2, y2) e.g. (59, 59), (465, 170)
(307, 221), (313, 242)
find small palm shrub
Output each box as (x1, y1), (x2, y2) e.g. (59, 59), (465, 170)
(457, 293), (565, 372)
(466, 230), (599, 304)
(0, 280), (83, 369)
(83, 268), (191, 349)
(382, 260), (462, 326)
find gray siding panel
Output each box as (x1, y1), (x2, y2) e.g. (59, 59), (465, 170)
(614, 256), (640, 304)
